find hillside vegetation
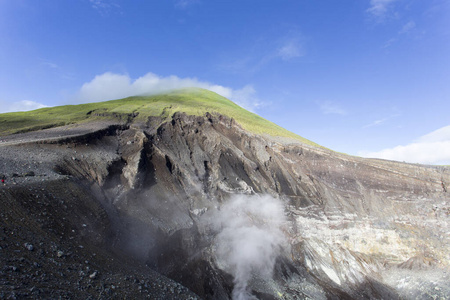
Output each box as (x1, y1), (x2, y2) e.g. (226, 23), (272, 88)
(0, 88), (318, 146)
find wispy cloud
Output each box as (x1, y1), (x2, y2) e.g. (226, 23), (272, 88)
(367, 0), (398, 19)
(363, 112), (400, 128)
(382, 37), (397, 48)
(38, 59), (75, 80)
(0, 100), (48, 114)
(41, 61), (59, 69)
(276, 38), (304, 61)
(399, 21), (416, 34)
(228, 85), (267, 112)
(319, 101), (347, 116)
(174, 0), (200, 9)
(359, 125), (450, 165)
(382, 20), (419, 49)
(89, 0), (121, 15)
(219, 32), (305, 74)
(75, 72), (264, 112)
(363, 118), (387, 128)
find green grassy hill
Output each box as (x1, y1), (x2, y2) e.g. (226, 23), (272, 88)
(0, 88), (319, 146)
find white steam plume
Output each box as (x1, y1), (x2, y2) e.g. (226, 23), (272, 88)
(212, 194), (287, 300)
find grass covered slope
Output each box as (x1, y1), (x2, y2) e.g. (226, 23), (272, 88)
(0, 88), (318, 146)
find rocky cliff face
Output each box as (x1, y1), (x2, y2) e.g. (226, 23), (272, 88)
(1, 112), (449, 299)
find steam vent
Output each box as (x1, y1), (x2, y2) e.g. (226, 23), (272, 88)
(1, 89), (449, 299)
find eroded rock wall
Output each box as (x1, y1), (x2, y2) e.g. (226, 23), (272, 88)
(1, 112), (448, 299)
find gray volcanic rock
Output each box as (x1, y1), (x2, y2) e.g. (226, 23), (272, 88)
(1, 112), (449, 299)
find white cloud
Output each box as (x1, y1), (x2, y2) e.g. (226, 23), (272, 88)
(75, 72), (263, 112)
(77, 72), (132, 102)
(363, 118), (387, 128)
(89, 0), (121, 15)
(229, 85), (266, 112)
(90, 0), (108, 10)
(383, 20), (417, 48)
(367, 0), (398, 18)
(319, 101), (347, 116)
(41, 61), (59, 69)
(399, 21), (416, 34)
(174, 0), (200, 9)
(277, 39), (304, 61)
(0, 100), (48, 114)
(359, 125), (450, 165)
(417, 125), (450, 143)
(219, 32), (305, 74)
(382, 37), (397, 48)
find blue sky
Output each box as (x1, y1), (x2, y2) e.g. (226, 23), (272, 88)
(1, 0), (449, 164)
